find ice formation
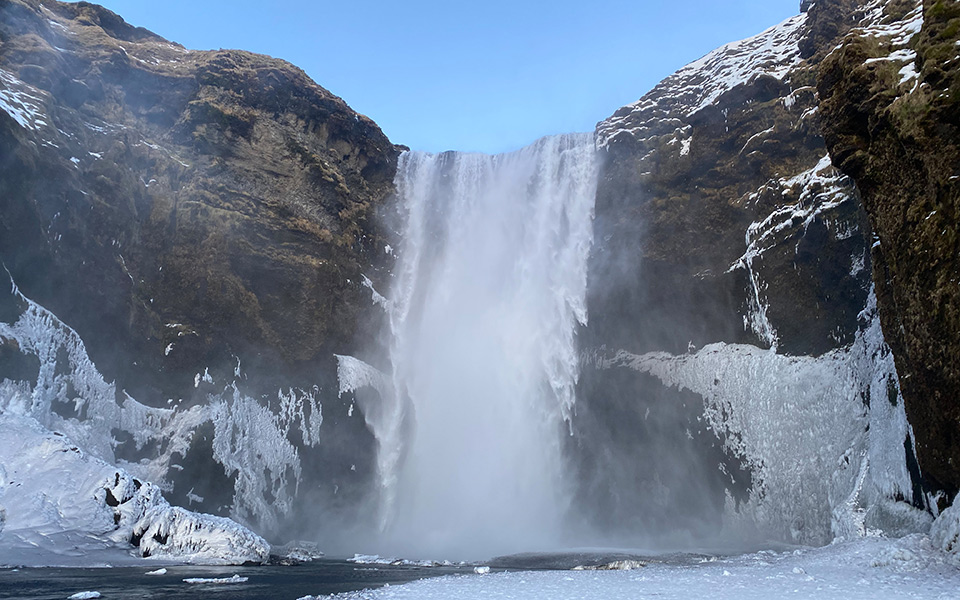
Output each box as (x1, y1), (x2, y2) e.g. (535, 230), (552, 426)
(182, 574), (249, 584)
(0, 411), (268, 566)
(0, 273), (319, 554)
(593, 290), (928, 545)
(930, 503), (960, 555)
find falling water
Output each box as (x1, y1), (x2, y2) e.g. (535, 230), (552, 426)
(375, 133), (598, 559)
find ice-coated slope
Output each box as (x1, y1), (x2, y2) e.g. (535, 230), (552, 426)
(0, 275), (321, 534)
(591, 290), (929, 545)
(0, 411), (269, 566)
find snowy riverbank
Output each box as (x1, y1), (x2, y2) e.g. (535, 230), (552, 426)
(305, 535), (960, 600)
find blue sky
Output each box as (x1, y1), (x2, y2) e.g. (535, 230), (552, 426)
(92, 1), (802, 153)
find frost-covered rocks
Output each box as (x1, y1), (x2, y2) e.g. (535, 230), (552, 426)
(930, 503), (960, 556)
(0, 412), (269, 566)
(270, 540), (325, 564)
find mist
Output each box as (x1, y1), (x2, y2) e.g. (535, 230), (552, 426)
(338, 133), (598, 560)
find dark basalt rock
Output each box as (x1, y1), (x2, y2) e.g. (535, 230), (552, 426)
(0, 0), (394, 532)
(574, 0), (902, 540)
(0, 0), (400, 408)
(819, 0), (960, 498)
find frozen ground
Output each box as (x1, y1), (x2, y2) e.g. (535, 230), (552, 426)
(306, 536), (960, 600)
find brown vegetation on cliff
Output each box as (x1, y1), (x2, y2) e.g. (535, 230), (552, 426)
(820, 0), (960, 497)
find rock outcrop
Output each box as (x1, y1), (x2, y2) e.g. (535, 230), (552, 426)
(819, 0), (960, 498)
(0, 0), (399, 406)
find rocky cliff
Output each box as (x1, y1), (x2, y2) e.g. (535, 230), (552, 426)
(819, 0), (960, 500)
(0, 0), (398, 542)
(0, 0), (398, 400)
(574, 0), (933, 545)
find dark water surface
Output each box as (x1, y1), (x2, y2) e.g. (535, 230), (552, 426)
(0, 560), (474, 600)
(0, 549), (734, 599)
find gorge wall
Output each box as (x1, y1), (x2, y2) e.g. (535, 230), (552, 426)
(572, 0), (934, 547)
(0, 0), (399, 547)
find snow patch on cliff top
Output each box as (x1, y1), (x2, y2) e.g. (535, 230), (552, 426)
(597, 13), (807, 148)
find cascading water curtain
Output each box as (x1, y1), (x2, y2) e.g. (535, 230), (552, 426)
(379, 133), (598, 559)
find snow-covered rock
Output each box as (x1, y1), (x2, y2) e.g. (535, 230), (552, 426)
(597, 12), (807, 149)
(0, 411), (269, 566)
(930, 502), (960, 556)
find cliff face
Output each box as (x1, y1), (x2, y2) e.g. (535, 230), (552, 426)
(575, 0), (930, 544)
(0, 0), (398, 538)
(0, 0), (399, 405)
(819, 0), (960, 497)
(590, 3), (875, 359)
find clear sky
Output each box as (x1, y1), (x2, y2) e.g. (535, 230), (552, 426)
(90, 1), (802, 154)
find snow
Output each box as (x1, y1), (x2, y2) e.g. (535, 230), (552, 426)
(144, 568), (167, 575)
(729, 155), (854, 349)
(183, 574), (248, 584)
(335, 355), (390, 401)
(303, 537), (960, 600)
(857, 2), (923, 48)
(361, 274), (390, 310)
(272, 540), (325, 563)
(898, 62), (920, 86)
(67, 593), (101, 600)
(598, 13), (807, 148)
(349, 554), (457, 567)
(841, 1), (924, 93)
(0, 68), (49, 131)
(930, 503), (960, 554)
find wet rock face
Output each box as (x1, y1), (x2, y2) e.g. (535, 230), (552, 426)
(819, 0), (960, 496)
(0, 0), (399, 405)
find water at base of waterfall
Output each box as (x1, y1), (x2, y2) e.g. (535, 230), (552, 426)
(10, 537), (960, 600)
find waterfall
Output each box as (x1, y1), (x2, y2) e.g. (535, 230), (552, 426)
(372, 133), (598, 559)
